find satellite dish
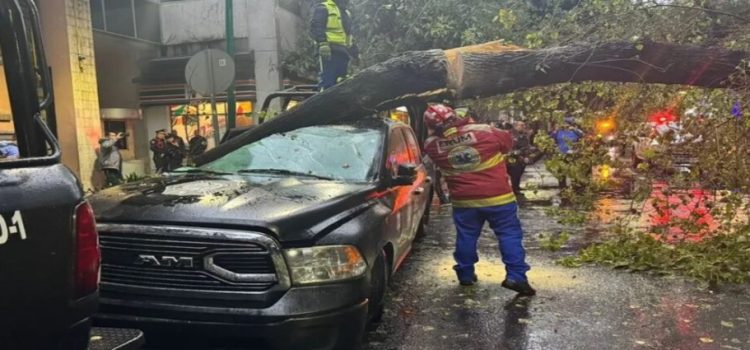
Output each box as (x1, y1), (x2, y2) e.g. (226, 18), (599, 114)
(185, 49), (236, 95)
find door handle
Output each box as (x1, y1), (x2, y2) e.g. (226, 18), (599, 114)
(413, 187), (425, 195)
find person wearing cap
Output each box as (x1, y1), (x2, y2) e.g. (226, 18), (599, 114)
(550, 116), (584, 189)
(423, 103), (535, 297)
(149, 129), (168, 173)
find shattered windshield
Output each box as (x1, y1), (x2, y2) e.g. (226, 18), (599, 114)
(202, 124), (383, 182)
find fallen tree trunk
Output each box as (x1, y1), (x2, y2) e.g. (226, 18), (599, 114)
(195, 40), (749, 165)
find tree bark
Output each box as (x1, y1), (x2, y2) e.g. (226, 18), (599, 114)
(195, 40), (748, 165)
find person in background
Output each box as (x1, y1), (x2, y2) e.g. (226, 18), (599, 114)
(149, 129), (168, 173)
(171, 129), (186, 151)
(501, 121), (513, 130)
(550, 116), (584, 189)
(311, 0), (358, 90)
(507, 121), (537, 201)
(188, 129), (208, 163)
(423, 104), (535, 296)
(0, 138), (20, 160)
(98, 132), (124, 187)
(165, 133), (186, 171)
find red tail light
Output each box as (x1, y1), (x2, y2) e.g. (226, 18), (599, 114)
(74, 202), (100, 298)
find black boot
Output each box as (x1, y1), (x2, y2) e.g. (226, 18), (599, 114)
(502, 279), (536, 296)
(453, 265), (478, 286)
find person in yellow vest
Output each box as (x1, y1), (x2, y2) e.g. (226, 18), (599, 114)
(311, 0), (358, 90)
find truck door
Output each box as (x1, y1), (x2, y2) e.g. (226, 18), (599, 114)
(401, 127), (429, 238)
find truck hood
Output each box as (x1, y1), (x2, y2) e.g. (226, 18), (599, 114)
(88, 175), (378, 242)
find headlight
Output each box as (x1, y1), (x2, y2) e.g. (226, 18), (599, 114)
(283, 245), (367, 285)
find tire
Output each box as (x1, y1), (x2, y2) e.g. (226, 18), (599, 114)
(415, 191), (431, 239)
(367, 249), (388, 325)
(424, 189), (433, 224)
(416, 212), (428, 239)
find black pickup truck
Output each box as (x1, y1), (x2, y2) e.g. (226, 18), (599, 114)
(0, 1), (98, 348)
(0, 1), (142, 349)
(89, 114), (432, 349)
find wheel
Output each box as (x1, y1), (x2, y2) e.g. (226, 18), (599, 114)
(367, 249), (388, 325)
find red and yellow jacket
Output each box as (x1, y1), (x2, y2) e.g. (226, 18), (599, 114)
(424, 123), (515, 208)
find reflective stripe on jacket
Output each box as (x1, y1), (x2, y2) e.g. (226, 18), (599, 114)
(424, 124), (515, 208)
(321, 0), (348, 46)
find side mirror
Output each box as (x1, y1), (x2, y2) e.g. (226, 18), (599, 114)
(390, 164), (417, 187)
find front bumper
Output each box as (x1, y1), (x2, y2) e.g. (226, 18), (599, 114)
(94, 281), (369, 348)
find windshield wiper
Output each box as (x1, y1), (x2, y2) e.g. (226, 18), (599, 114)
(237, 169), (335, 180)
(170, 167), (232, 176)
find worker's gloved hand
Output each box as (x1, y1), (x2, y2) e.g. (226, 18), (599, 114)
(318, 43), (332, 61)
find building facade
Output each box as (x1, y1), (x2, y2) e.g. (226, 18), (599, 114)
(24, 0), (308, 190)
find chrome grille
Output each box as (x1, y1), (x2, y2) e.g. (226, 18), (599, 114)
(212, 253), (275, 274)
(97, 224), (290, 296)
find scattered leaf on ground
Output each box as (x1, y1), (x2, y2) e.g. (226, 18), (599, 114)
(699, 337), (714, 343)
(720, 345), (741, 350)
(721, 321), (735, 328)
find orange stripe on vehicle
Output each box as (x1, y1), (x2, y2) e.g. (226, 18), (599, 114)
(392, 170), (426, 213)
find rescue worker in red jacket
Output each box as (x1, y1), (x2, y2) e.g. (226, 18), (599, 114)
(423, 104), (535, 296)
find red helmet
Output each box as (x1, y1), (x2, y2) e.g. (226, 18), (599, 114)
(423, 104), (467, 131)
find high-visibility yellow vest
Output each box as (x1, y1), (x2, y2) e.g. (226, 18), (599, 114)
(322, 0), (348, 46)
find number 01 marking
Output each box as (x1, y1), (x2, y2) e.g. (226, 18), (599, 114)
(0, 211), (27, 245)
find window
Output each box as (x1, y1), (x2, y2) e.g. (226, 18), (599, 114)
(103, 120), (128, 150)
(91, 0), (105, 30)
(92, 0), (161, 42)
(386, 128), (410, 176)
(401, 128), (421, 165)
(134, 0), (161, 42)
(104, 0), (135, 37)
(203, 124), (383, 182)
(390, 107), (411, 125)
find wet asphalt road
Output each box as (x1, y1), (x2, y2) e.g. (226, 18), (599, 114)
(363, 204), (750, 350)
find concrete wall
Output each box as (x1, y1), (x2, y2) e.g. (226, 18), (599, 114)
(276, 5), (305, 52)
(160, 0), (249, 45)
(159, 0), (305, 116)
(94, 32), (159, 109)
(93, 32), (160, 176)
(40, 0), (103, 191)
(0, 67), (13, 136)
(159, 0), (304, 50)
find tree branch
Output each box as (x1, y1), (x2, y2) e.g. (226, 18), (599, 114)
(194, 40), (750, 165)
(645, 3), (750, 23)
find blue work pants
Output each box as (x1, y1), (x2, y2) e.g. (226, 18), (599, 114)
(318, 49), (350, 91)
(452, 203), (530, 283)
